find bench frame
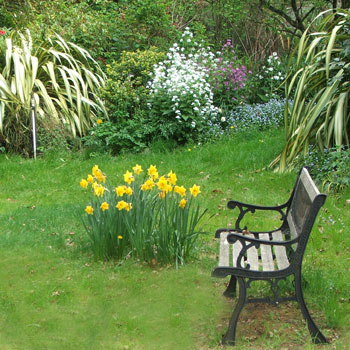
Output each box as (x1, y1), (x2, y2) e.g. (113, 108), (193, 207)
(212, 168), (329, 345)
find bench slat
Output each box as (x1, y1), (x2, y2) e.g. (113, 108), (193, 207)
(219, 232), (230, 267)
(300, 168), (320, 201)
(232, 240), (243, 268)
(272, 231), (290, 270)
(259, 233), (275, 271)
(287, 211), (298, 240)
(246, 233), (259, 270)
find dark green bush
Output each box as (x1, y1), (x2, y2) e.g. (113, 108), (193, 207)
(300, 147), (350, 191)
(83, 115), (154, 156)
(84, 48), (165, 154)
(8, 0), (177, 64)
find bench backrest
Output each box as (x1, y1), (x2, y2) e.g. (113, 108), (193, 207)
(285, 168), (326, 262)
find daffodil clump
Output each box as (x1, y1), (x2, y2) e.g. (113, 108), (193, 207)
(80, 164), (206, 265)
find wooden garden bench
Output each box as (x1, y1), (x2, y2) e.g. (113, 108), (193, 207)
(212, 167), (329, 345)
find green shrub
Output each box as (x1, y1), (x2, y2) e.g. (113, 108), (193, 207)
(80, 164), (206, 265)
(297, 147), (350, 191)
(84, 48), (165, 154)
(10, 0), (177, 64)
(101, 48), (165, 123)
(83, 116), (153, 156)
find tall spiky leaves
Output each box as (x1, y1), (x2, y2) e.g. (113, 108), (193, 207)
(272, 9), (350, 171)
(0, 30), (106, 154)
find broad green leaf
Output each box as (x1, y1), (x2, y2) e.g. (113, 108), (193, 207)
(326, 25), (341, 79)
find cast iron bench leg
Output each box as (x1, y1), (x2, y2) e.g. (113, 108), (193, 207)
(223, 275), (237, 298)
(222, 277), (247, 345)
(294, 269), (329, 344)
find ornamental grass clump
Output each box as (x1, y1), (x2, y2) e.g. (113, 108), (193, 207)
(80, 164), (206, 266)
(0, 29), (106, 154)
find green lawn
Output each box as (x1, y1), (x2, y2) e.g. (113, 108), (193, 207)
(1, 128), (349, 349)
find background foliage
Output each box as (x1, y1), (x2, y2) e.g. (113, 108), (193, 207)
(1, 0), (350, 178)
(273, 9), (350, 171)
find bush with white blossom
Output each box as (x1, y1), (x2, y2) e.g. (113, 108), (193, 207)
(147, 28), (220, 144)
(255, 52), (285, 102)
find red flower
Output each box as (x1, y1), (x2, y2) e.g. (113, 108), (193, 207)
(0, 30), (5, 36)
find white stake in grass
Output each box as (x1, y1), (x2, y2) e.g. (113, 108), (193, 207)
(31, 95), (37, 159)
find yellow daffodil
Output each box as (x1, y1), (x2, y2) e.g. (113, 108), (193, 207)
(123, 170), (134, 185)
(157, 176), (168, 191)
(80, 179), (88, 189)
(96, 170), (106, 183)
(148, 165), (158, 179)
(159, 191), (166, 199)
(115, 185), (126, 197)
(92, 165), (99, 177)
(116, 200), (127, 211)
(165, 184), (173, 193)
(167, 171), (177, 185)
(94, 184), (105, 197)
(125, 187), (133, 196)
(141, 179), (155, 191)
(100, 202), (109, 211)
(117, 235), (123, 239)
(97, 119), (103, 125)
(116, 201), (132, 211)
(125, 203), (132, 211)
(85, 205), (94, 215)
(190, 184), (201, 197)
(174, 185), (186, 197)
(87, 174), (94, 183)
(179, 199), (187, 209)
(132, 164), (143, 175)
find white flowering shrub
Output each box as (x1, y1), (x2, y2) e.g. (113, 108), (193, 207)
(147, 28), (220, 144)
(255, 52), (285, 102)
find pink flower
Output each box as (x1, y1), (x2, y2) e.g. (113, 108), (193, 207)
(0, 30), (5, 36)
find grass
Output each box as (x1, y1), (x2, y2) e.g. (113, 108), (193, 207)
(0, 127), (349, 349)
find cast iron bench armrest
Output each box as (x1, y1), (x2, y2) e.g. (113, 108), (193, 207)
(227, 200), (289, 211)
(226, 200), (290, 233)
(226, 232), (299, 246)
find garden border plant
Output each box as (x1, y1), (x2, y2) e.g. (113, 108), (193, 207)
(0, 29), (106, 154)
(147, 28), (220, 145)
(273, 9), (350, 171)
(80, 164), (207, 266)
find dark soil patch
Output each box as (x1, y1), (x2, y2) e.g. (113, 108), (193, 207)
(215, 299), (338, 349)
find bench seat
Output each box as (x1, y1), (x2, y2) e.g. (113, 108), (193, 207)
(218, 230), (290, 272)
